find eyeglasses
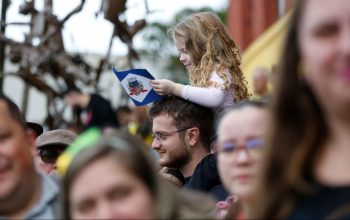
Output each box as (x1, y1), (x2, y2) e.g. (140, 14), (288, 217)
(217, 138), (264, 156)
(38, 148), (65, 164)
(152, 127), (190, 142)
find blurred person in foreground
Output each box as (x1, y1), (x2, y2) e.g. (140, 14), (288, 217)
(215, 101), (269, 219)
(249, 0), (350, 219)
(58, 128), (215, 219)
(149, 96), (228, 201)
(0, 95), (59, 219)
(35, 129), (77, 175)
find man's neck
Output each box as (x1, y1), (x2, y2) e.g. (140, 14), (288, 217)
(180, 146), (209, 177)
(1, 173), (41, 219)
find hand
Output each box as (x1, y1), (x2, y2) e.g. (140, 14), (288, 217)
(159, 167), (183, 187)
(150, 79), (176, 96)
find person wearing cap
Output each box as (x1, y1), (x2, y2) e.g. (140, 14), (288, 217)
(26, 122), (44, 138)
(35, 129), (77, 175)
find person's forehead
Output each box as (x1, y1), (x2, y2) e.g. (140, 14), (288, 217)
(218, 107), (268, 137)
(174, 36), (186, 47)
(300, 0), (350, 29)
(152, 113), (176, 129)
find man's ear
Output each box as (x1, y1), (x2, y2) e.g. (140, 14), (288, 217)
(26, 129), (37, 156)
(187, 127), (200, 146)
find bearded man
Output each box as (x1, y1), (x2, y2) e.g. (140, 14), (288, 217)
(149, 96), (228, 201)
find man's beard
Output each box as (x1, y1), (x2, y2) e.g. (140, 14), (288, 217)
(160, 138), (192, 168)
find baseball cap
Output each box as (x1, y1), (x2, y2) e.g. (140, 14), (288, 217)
(36, 129), (77, 149)
(26, 122), (44, 137)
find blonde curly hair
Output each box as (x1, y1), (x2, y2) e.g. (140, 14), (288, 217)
(169, 12), (250, 102)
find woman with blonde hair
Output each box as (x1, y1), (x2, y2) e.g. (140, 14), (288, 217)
(249, 0), (350, 219)
(151, 12), (250, 116)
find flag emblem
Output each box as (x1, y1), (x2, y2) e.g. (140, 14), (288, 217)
(112, 67), (165, 106)
(127, 77), (148, 95)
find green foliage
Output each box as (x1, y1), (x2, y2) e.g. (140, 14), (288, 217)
(137, 6), (226, 84)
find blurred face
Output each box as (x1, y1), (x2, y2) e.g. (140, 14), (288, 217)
(253, 71), (268, 96)
(35, 145), (66, 175)
(217, 106), (268, 201)
(70, 156), (155, 219)
(0, 101), (36, 205)
(64, 92), (83, 108)
(151, 113), (191, 169)
(299, 0), (350, 112)
(174, 36), (194, 71)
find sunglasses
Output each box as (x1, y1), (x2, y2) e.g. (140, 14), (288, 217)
(38, 147), (66, 164)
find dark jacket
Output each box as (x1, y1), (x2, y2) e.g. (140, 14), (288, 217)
(85, 94), (119, 129)
(183, 154), (229, 201)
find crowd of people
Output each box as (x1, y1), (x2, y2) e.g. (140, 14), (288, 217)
(1, 0), (350, 219)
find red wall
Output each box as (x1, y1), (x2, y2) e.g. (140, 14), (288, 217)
(227, 0), (293, 51)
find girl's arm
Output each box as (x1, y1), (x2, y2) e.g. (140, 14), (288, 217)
(150, 79), (225, 108)
(181, 85), (225, 108)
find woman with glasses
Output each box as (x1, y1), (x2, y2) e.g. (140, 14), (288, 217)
(249, 0), (350, 219)
(59, 129), (216, 219)
(215, 101), (268, 219)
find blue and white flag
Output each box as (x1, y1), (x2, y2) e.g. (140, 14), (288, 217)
(112, 67), (165, 106)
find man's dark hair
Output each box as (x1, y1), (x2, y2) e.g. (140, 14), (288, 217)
(149, 96), (214, 151)
(0, 95), (26, 129)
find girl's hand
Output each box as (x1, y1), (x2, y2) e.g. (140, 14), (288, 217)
(150, 79), (176, 95)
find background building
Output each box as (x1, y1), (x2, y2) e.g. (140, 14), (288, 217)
(227, 0), (294, 91)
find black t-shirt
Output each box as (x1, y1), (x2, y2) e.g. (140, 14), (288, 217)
(184, 154), (229, 201)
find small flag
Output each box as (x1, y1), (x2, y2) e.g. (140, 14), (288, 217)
(112, 67), (165, 106)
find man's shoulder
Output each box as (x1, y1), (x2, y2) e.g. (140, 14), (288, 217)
(25, 173), (60, 219)
(187, 154), (228, 200)
(183, 154), (217, 188)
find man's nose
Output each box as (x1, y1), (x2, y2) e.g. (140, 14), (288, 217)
(151, 138), (161, 150)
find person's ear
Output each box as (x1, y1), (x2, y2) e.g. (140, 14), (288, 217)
(186, 127), (200, 146)
(26, 128), (37, 156)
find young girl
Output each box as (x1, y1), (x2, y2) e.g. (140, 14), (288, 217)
(150, 12), (250, 115)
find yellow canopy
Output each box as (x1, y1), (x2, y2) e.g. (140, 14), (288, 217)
(241, 12), (291, 93)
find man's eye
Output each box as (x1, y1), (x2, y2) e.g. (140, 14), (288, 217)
(152, 133), (166, 140)
(0, 132), (11, 141)
(158, 133), (167, 140)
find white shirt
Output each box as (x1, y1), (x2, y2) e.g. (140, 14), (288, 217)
(180, 71), (234, 115)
